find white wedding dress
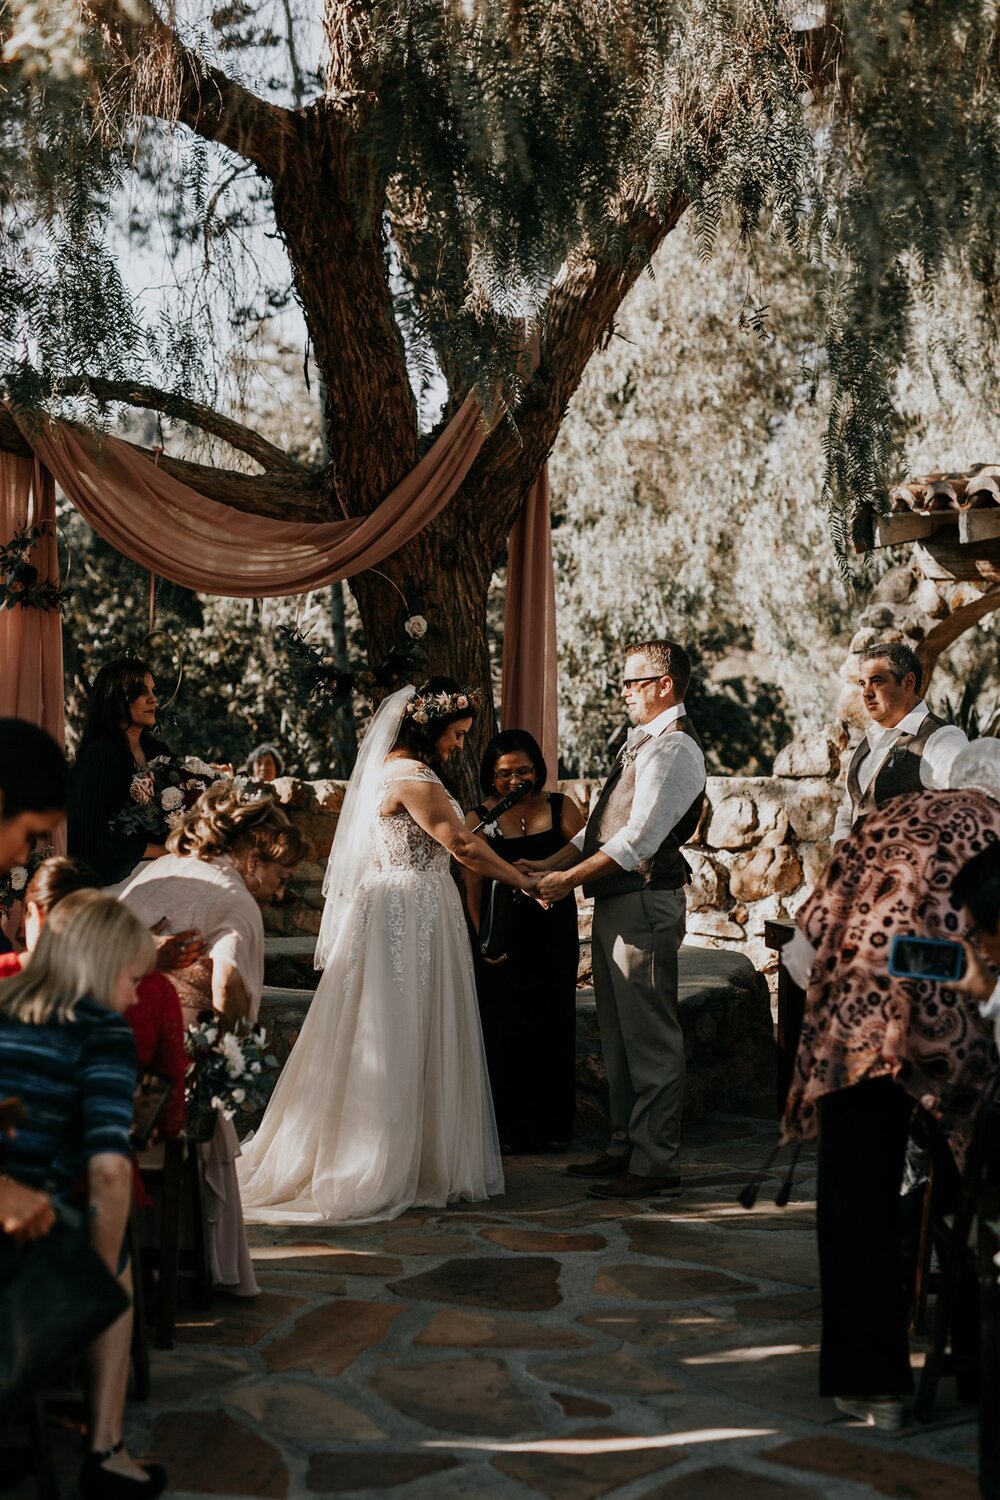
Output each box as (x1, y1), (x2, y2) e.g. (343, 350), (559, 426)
(237, 754), (504, 1223)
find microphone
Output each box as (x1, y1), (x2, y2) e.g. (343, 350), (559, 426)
(471, 779), (533, 834)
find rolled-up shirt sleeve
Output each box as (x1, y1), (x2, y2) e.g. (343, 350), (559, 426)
(81, 1012), (137, 1161)
(923, 725), (969, 788)
(600, 735), (707, 872)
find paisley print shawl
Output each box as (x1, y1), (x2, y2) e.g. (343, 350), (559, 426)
(782, 790), (1000, 1166)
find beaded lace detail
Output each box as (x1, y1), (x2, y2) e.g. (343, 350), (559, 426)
(345, 765), (458, 991)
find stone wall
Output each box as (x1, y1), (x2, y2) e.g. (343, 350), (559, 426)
(263, 736), (845, 991)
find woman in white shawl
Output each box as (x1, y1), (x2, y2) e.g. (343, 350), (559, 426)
(117, 783), (304, 1295)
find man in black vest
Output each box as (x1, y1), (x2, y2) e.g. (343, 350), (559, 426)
(833, 642), (967, 845)
(525, 640), (706, 1199)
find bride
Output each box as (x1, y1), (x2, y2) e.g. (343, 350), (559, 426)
(237, 679), (540, 1223)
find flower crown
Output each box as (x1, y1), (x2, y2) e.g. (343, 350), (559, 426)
(404, 686), (483, 726)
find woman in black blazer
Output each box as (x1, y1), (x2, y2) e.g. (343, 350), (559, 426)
(68, 659), (172, 885)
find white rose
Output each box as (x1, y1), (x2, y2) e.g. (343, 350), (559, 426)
(9, 866), (27, 892)
(183, 757), (216, 777)
(161, 786), (184, 811)
(404, 615), (428, 639)
(220, 1032), (246, 1076)
(413, 710), (428, 724)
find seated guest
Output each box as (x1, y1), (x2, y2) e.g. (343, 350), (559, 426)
(245, 742), (283, 782)
(68, 659), (172, 885)
(781, 740), (1000, 1431)
(0, 858), (188, 1171)
(116, 783), (305, 1296)
(0, 717), (71, 951)
(833, 642), (967, 845)
(0, 891), (165, 1498)
(464, 731), (584, 1150)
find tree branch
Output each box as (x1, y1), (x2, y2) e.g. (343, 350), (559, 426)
(466, 193), (688, 554)
(46, 377), (304, 474)
(130, 446), (326, 522)
(84, 0), (303, 181)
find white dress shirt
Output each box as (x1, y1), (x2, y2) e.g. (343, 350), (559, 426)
(832, 701), (968, 844)
(571, 702), (707, 872)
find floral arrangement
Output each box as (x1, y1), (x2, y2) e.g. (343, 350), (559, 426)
(0, 843), (54, 917)
(404, 686), (483, 724)
(184, 1019), (279, 1128)
(0, 525), (69, 613)
(110, 756), (270, 839)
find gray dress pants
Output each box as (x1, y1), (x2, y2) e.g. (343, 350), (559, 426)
(590, 888), (686, 1177)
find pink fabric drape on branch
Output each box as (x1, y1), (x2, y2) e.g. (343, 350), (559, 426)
(501, 467), (559, 785)
(12, 397), (486, 597)
(0, 452), (64, 749)
(7, 395), (558, 772)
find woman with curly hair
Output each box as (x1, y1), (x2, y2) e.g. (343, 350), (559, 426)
(116, 783), (305, 1295)
(238, 679), (540, 1224)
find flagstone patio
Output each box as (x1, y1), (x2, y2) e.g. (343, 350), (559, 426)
(17, 1114), (983, 1499)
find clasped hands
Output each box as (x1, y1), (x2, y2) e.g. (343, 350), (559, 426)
(515, 860), (574, 906)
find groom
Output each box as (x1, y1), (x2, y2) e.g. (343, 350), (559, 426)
(527, 640), (706, 1199)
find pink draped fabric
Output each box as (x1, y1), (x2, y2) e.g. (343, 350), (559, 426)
(12, 396), (486, 597)
(501, 467), (559, 784)
(0, 452), (64, 748)
(7, 396), (558, 775)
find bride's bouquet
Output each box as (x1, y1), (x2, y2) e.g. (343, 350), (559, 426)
(183, 1020), (279, 1139)
(110, 754), (224, 839)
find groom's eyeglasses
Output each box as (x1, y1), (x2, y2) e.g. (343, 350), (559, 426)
(621, 675), (664, 689)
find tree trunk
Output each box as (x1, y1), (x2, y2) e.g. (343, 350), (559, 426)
(350, 503), (497, 811)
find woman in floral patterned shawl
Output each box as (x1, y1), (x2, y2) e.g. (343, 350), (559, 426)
(780, 745), (1000, 1430)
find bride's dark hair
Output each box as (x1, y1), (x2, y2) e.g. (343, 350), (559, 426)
(391, 677), (476, 767)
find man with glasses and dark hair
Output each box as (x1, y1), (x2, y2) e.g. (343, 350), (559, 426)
(523, 640), (706, 1199)
(833, 642), (967, 845)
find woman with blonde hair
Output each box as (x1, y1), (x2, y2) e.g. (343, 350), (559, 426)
(116, 781), (305, 1296)
(0, 891), (165, 1499)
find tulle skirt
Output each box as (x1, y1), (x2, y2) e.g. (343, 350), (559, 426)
(237, 870), (504, 1223)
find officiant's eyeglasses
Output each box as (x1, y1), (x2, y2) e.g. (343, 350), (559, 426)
(621, 675), (664, 689)
(494, 766), (535, 781)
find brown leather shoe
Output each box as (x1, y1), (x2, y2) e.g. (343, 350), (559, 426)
(587, 1172), (682, 1200)
(566, 1153), (630, 1179)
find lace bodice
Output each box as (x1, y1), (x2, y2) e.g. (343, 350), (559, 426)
(372, 764), (458, 876)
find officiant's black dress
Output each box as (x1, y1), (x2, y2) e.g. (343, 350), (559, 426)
(473, 793), (579, 1148)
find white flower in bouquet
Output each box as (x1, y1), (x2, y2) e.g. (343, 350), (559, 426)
(404, 614), (428, 639)
(161, 786), (184, 811)
(9, 866), (27, 892)
(130, 772), (155, 806)
(250, 1061), (262, 1074)
(165, 810), (185, 830)
(183, 757), (217, 778)
(220, 1032), (247, 1076)
(231, 1088), (245, 1104)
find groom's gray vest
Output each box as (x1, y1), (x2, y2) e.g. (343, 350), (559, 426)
(581, 716), (705, 900)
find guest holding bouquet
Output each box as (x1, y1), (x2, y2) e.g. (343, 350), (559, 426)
(464, 731), (584, 1151)
(69, 659), (173, 884)
(116, 783), (305, 1295)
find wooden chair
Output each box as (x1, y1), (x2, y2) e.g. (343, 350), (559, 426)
(137, 1137), (212, 1350)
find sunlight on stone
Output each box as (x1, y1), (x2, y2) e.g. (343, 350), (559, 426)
(683, 1343), (819, 1366)
(423, 1428), (778, 1455)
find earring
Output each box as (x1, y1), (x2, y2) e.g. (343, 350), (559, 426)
(245, 869), (263, 895)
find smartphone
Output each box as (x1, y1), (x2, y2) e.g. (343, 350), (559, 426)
(888, 934), (966, 983)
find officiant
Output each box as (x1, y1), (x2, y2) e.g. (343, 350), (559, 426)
(523, 640), (706, 1200)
